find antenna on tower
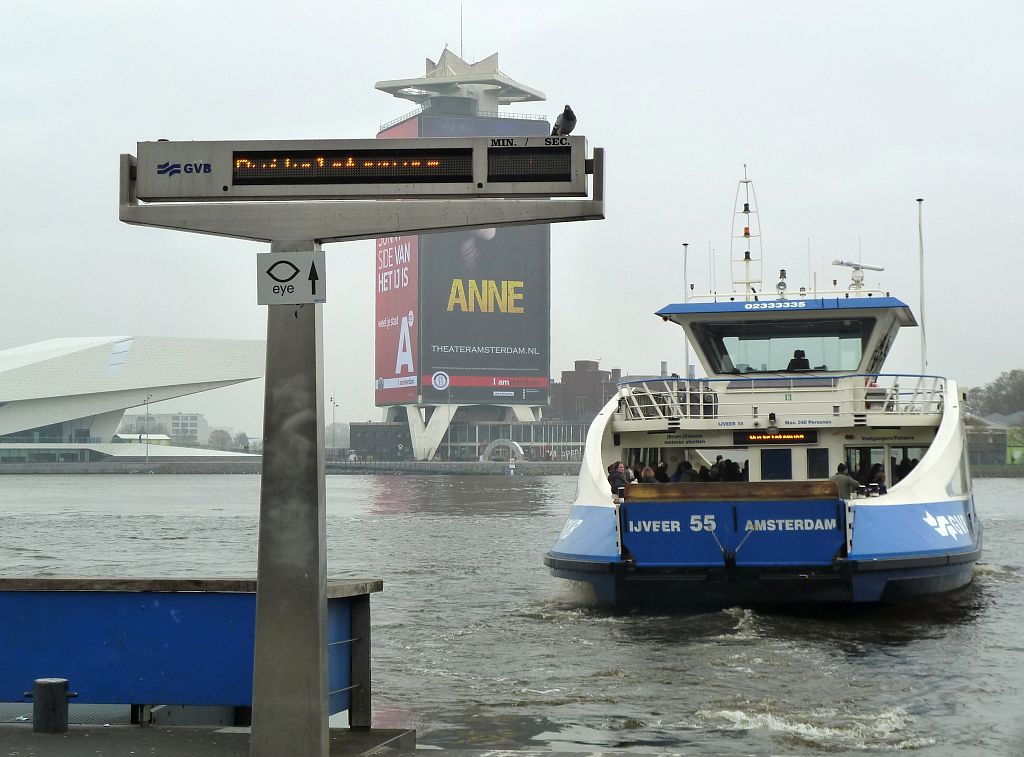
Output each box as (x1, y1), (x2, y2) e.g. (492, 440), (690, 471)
(730, 164), (763, 301)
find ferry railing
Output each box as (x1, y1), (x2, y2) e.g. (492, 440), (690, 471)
(614, 374), (946, 423)
(684, 288), (891, 302)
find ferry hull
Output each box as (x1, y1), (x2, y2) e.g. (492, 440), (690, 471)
(545, 496), (982, 606)
(544, 551), (980, 605)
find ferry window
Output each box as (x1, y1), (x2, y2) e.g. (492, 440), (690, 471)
(892, 446), (927, 484)
(846, 446), (885, 484)
(761, 448), (792, 480)
(806, 448), (830, 479)
(947, 446), (971, 497)
(691, 318), (874, 374)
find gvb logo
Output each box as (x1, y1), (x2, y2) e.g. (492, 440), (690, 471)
(922, 511), (970, 540)
(157, 161), (212, 177)
(559, 518), (584, 540)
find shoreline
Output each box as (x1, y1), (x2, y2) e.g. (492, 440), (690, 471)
(0, 460), (1018, 479)
(0, 460), (581, 476)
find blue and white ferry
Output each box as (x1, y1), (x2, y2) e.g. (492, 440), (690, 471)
(544, 271), (982, 604)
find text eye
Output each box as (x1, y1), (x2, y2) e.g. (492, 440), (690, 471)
(267, 261), (300, 283)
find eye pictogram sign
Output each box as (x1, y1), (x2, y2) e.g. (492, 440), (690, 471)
(256, 251), (326, 305)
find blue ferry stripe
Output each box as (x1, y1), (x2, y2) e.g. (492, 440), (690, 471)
(655, 296), (910, 315)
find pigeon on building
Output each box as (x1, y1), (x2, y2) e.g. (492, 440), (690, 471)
(551, 105), (577, 136)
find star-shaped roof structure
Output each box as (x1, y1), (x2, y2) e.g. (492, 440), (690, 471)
(375, 49), (545, 110)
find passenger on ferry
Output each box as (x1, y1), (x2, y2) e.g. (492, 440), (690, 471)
(640, 466), (658, 484)
(786, 349), (811, 371)
(872, 472), (888, 495)
(895, 456), (909, 482)
(654, 461), (671, 483)
(670, 460), (696, 482)
(607, 461), (631, 499)
(829, 463), (860, 499)
(869, 463), (884, 485)
(724, 459), (742, 481)
(855, 461), (873, 484)
(631, 462), (644, 483)
(698, 465), (712, 481)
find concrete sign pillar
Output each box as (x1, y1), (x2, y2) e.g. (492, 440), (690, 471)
(250, 242), (328, 757)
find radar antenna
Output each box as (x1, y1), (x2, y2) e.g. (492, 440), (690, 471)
(730, 164), (763, 301)
(832, 259), (884, 290)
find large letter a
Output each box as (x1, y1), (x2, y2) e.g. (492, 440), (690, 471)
(395, 315), (414, 374)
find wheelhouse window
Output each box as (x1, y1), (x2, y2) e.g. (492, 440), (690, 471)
(691, 318), (875, 374)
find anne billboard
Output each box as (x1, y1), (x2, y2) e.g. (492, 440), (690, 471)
(374, 112), (551, 406)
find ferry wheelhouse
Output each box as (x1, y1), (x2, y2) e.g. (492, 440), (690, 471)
(544, 289), (981, 604)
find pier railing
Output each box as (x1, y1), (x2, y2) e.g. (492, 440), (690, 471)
(614, 374), (946, 425)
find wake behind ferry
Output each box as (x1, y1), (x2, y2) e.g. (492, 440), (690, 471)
(545, 188), (980, 604)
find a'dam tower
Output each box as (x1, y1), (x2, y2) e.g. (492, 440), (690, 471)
(373, 50), (553, 460)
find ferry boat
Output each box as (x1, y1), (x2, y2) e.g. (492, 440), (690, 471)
(544, 186), (981, 604)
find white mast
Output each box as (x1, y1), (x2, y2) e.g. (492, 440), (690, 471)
(730, 164), (763, 301)
(682, 242), (691, 378)
(917, 198), (927, 374)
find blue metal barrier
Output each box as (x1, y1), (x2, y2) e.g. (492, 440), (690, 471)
(0, 578), (380, 724)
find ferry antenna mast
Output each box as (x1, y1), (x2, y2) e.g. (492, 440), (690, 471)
(730, 164), (763, 301)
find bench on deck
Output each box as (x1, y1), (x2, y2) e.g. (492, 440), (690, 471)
(624, 480), (840, 501)
(0, 577), (380, 726)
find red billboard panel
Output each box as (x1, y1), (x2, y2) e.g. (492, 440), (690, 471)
(374, 235), (419, 404)
(374, 115), (421, 406)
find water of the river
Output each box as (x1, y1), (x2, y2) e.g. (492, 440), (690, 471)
(0, 474), (1021, 755)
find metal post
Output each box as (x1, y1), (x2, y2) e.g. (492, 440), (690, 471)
(329, 391), (338, 460)
(250, 240), (328, 757)
(27, 678), (76, 734)
(682, 242), (690, 379)
(349, 593), (372, 729)
(145, 393), (152, 464)
(917, 198), (927, 374)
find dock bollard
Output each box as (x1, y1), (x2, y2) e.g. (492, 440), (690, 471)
(24, 678), (78, 733)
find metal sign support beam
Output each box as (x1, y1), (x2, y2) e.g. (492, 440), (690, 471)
(249, 241), (328, 756)
(118, 150), (604, 242)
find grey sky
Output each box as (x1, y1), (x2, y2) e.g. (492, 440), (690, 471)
(4, 1), (1021, 434)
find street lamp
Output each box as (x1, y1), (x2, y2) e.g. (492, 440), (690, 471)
(329, 391), (338, 460)
(144, 393), (152, 464)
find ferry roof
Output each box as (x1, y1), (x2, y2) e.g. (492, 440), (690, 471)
(656, 296), (918, 326)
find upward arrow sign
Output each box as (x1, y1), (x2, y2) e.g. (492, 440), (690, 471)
(308, 261), (319, 295)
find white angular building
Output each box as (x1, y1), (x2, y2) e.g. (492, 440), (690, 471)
(0, 336), (264, 462)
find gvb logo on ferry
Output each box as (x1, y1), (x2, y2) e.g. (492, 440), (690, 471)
(157, 161), (212, 176)
(559, 518), (583, 540)
(922, 511), (970, 540)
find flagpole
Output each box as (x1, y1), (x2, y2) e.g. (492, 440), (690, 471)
(917, 198), (927, 374)
(682, 242), (690, 379)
